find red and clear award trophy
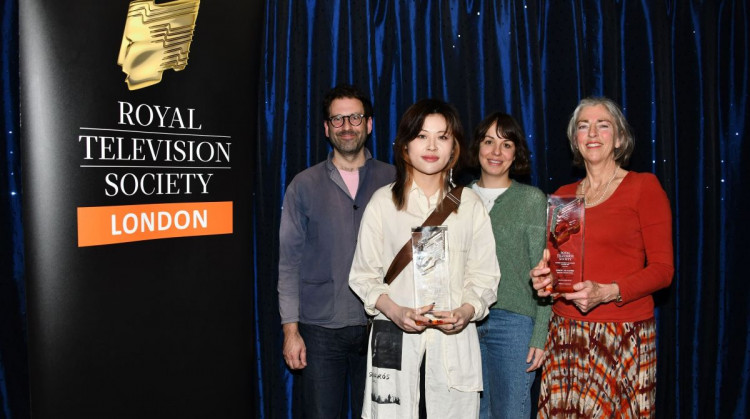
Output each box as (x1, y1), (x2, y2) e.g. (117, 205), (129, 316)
(412, 226), (451, 326)
(546, 196), (585, 293)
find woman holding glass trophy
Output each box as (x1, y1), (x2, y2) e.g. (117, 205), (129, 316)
(349, 99), (500, 418)
(531, 97), (674, 417)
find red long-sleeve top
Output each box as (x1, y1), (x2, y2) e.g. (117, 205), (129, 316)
(553, 171), (674, 322)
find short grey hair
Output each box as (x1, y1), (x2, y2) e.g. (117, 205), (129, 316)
(566, 97), (635, 167)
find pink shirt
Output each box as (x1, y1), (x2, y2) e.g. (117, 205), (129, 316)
(339, 169), (359, 198)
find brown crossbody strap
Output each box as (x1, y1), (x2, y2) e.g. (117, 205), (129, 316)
(383, 186), (464, 285)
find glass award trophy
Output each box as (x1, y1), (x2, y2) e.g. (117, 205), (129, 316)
(411, 226), (451, 325)
(546, 195), (585, 293)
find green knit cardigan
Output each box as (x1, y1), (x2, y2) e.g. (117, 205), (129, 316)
(470, 179), (552, 349)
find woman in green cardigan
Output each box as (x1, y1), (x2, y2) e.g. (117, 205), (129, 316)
(467, 112), (551, 419)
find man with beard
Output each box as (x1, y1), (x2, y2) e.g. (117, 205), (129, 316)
(278, 84), (395, 418)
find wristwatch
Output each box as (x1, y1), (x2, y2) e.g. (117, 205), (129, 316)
(612, 282), (622, 303)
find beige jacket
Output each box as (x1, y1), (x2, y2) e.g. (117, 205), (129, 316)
(349, 183), (500, 391)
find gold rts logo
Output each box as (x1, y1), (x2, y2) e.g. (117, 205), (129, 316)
(117, 0), (200, 90)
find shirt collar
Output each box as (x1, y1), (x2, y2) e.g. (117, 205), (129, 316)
(407, 181), (441, 207)
(325, 148), (373, 171)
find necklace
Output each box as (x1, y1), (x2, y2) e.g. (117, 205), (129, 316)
(581, 167), (618, 207)
(474, 183), (506, 208)
(476, 188), (496, 207)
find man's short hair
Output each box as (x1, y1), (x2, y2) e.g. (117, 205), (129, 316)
(322, 84), (374, 120)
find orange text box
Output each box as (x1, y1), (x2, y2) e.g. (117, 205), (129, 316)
(77, 201), (233, 247)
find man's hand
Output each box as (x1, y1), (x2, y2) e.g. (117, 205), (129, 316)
(282, 322), (307, 369)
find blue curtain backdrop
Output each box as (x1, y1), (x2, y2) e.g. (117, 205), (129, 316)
(2, 1), (749, 418)
(1, 0), (28, 417)
(253, 1), (749, 418)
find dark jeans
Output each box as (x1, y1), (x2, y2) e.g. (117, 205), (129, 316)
(298, 323), (368, 419)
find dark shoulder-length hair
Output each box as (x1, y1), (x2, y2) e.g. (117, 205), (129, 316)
(391, 99), (463, 211)
(467, 112), (531, 176)
(566, 96), (635, 167)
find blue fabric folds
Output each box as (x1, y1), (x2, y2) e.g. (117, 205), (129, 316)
(255, 1), (749, 418)
(1, 1), (748, 418)
(1, 0), (29, 417)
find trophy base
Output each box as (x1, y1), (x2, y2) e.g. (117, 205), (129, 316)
(552, 282), (577, 293)
(415, 318), (448, 326)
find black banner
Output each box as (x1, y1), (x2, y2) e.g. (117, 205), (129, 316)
(20, 1), (261, 416)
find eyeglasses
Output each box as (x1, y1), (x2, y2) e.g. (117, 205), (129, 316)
(328, 113), (365, 128)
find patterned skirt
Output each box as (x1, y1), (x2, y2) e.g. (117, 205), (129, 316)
(537, 315), (657, 418)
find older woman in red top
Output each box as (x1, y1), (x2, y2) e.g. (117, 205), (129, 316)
(531, 97), (674, 418)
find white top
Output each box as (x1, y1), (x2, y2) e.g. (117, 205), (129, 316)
(349, 183), (500, 390)
(471, 184), (508, 212)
